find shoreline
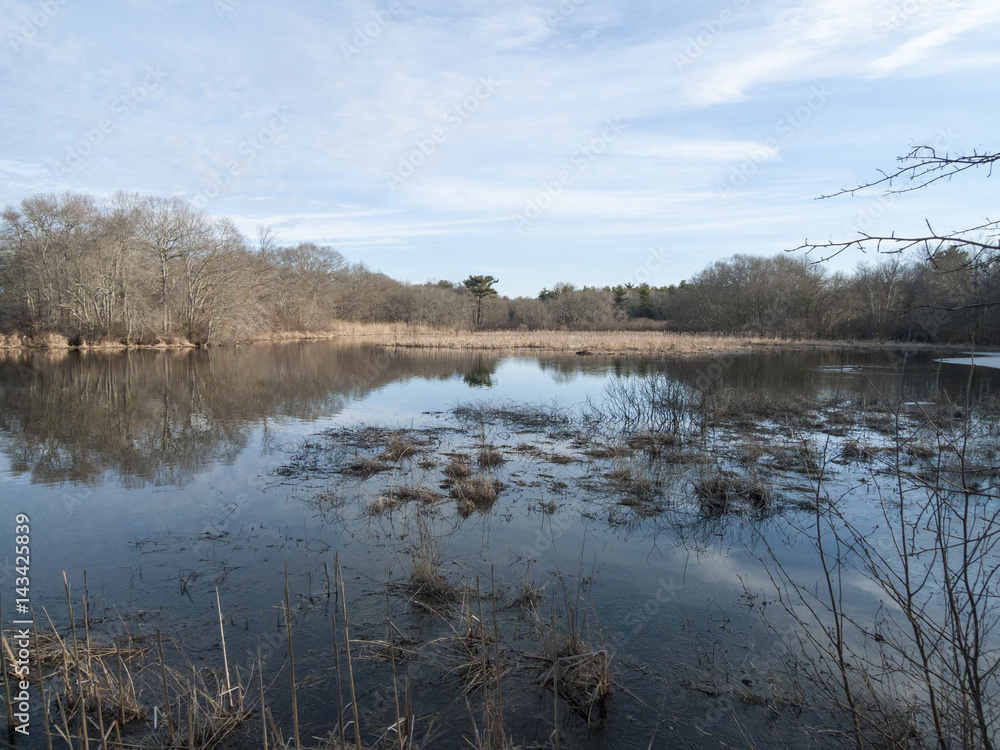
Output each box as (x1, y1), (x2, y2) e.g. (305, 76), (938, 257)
(0, 326), (994, 357)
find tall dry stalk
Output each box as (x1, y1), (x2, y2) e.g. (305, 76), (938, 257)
(283, 567), (301, 750)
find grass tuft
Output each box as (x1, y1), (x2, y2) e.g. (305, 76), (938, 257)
(450, 476), (505, 515)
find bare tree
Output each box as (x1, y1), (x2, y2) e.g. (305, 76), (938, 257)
(137, 196), (211, 336)
(795, 144), (1000, 279)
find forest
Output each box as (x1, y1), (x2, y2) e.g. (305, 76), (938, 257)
(1, 191), (998, 346)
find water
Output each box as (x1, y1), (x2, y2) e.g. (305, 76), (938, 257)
(1, 343), (997, 748)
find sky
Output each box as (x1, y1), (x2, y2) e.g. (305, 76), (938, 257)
(2, 0), (999, 297)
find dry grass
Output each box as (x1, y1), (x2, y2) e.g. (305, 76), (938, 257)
(547, 453), (575, 465)
(534, 598), (614, 725)
(508, 572), (543, 611)
(395, 485), (445, 503)
(477, 446), (506, 468)
(694, 468), (771, 514)
(380, 329), (805, 355)
(905, 442), (937, 459)
(406, 522), (461, 607)
(341, 457), (391, 478)
(765, 441), (822, 475)
(443, 459), (474, 480)
(454, 402), (572, 431)
(0, 321), (970, 353)
(842, 439), (878, 461)
(379, 434), (422, 462)
(627, 431), (676, 456)
(451, 476), (505, 515)
(584, 444), (632, 459)
(12, 598), (251, 750)
(706, 388), (815, 424)
(451, 597), (510, 696)
(605, 459), (657, 504)
(367, 485), (444, 514)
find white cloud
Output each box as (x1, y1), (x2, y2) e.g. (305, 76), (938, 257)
(2, 0), (999, 294)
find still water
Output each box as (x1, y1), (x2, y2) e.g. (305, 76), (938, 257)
(1, 343), (997, 748)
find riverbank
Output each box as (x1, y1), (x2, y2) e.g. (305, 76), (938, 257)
(0, 324), (988, 357)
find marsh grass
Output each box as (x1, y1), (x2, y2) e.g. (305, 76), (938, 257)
(405, 522), (462, 607)
(16, 582), (252, 750)
(341, 457), (391, 478)
(443, 459), (473, 480)
(546, 453), (575, 465)
(450, 596), (511, 697)
(535, 598), (613, 725)
(393, 485), (444, 504)
(764, 441), (821, 476)
(477, 446), (506, 468)
(694, 468), (771, 515)
(454, 401), (573, 432)
(605, 458), (659, 509)
(706, 388), (815, 425)
(451, 476), (506, 516)
(367, 485), (444, 515)
(379, 437), (420, 463)
(627, 430), (676, 457)
(382, 329), (796, 355)
(841, 439), (878, 462)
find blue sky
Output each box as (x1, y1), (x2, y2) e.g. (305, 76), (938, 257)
(2, 0), (998, 297)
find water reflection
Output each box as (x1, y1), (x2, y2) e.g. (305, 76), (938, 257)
(462, 355), (498, 387)
(0, 344), (993, 488)
(0, 344), (502, 487)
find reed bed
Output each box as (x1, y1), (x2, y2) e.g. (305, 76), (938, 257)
(3, 580), (252, 750)
(380, 329), (791, 355)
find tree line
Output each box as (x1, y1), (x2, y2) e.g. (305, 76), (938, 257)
(1, 191), (997, 345)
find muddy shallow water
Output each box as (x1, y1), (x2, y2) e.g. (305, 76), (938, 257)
(2, 343), (998, 748)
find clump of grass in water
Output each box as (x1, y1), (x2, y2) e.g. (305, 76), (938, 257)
(443, 459), (473, 480)
(453, 400), (572, 432)
(706, 388), (814, 424)
(451, 476), (505, 516)
(379, 434), (422, 462)
(341, 456), (391, 478)
(535, 590), (614, 725)
(394, 485), (444, 504)
(451, 593), (510, 697)
(584, 443), (632, 460)
(694, 468), (771, 515)
(627, 430), (676, 457)
(477, 446), (506, 468)
(547, 452), (575, 464)
(406, 521), (461, 607)
(764, 440), (821, 475)
(605, 457), (659, 509)
(367, 485), (444, 514)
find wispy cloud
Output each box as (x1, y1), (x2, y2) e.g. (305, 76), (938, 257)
(1, 0), (998, 294)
